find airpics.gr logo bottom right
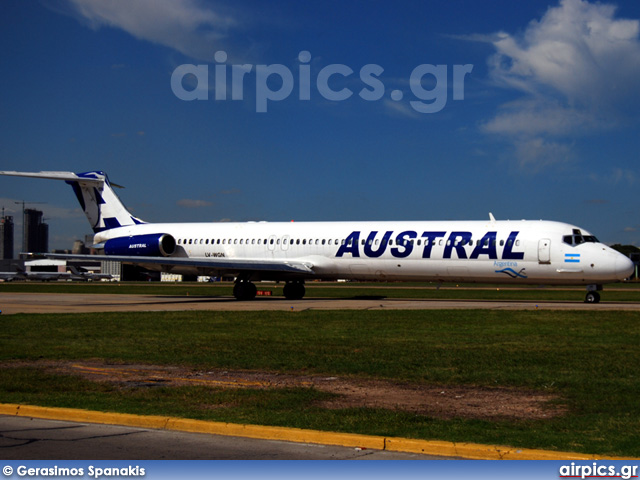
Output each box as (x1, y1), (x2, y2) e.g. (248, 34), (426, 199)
(559, 462), (639, 480)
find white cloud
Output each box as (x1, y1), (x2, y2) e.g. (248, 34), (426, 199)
(383, 98), (421, 119)
(512, 137), (574, 171)
(482, 0), (640, 168)
(62, 0), (240, 61)
(177, 199), (213, 208)
(589, 168), (637, 185)
(482, 98), (596, 137)
(490, 0), (640, 108)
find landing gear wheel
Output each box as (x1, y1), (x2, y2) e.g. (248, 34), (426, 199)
(233, 281), (257, 300)
(283, 281), (305, 300)
(585, 291), (601, 303)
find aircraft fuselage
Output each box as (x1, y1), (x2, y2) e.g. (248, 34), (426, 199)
(94, 220), (631, 285)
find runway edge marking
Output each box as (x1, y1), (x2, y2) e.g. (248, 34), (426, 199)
(0, 403), (632, 460)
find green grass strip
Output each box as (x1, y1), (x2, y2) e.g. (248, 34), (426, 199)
(0, 309), (639, 457)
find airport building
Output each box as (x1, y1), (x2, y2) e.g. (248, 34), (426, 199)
(23, 208), (48, 254)
(0, 212), (114, 280)
(0, 213), (14, 260)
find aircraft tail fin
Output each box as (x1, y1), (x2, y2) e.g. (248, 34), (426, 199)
(0, 170), (145, 233)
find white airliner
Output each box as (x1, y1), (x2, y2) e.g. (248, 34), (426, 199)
(0, 265), (112, 282)
(0, 265), (70, 282)
(0, 170), (634, 302)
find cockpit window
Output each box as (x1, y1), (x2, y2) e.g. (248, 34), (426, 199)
(563, 234), (599, 246)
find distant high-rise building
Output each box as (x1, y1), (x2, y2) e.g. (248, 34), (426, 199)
(0, 214), (14, 259)
(72, 239), (89, 254)
(23, 208), (48, 254)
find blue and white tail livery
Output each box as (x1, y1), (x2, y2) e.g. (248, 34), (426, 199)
(66, 171), (146, 232)
(0, 169), (634, 302)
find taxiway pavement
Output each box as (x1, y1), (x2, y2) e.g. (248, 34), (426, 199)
(0, 416), (444, 460)
(1, 292), (639, 314)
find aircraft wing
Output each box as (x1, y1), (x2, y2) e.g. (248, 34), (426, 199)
(44, 253), (316, 275)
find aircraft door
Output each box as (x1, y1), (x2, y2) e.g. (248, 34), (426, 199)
(538, 238), (551, 264)
(267, 235), (277, 251)
(282, 235), (290, 251)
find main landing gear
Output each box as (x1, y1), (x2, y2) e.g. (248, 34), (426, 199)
(233, 280), (257, 301)
(584, 285), (602, 303)
(232, 280), (306, 301)
(283, 281), (306, 300)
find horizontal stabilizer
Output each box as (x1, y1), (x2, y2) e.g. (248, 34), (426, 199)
(0, 170), (139, 232)
(0, 171), (102, 183)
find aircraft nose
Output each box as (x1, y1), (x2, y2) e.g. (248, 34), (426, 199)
(615, 254), (635, 280)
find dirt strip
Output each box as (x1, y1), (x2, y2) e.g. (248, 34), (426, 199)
(5, 360), (566, 421)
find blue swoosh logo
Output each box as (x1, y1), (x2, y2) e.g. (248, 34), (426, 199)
(495, 268), (528, 279)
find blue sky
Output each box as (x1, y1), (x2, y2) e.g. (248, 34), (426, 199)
(1, 0), (640, 250)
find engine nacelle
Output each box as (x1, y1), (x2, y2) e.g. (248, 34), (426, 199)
(104, 233), (176, 257)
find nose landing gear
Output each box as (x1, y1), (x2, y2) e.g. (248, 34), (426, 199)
(585, 284), (602, 303)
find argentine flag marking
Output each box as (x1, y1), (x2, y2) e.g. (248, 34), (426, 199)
(564, 253), (581, 263)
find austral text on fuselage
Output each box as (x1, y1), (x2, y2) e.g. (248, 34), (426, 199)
(335, 230), (525, 260)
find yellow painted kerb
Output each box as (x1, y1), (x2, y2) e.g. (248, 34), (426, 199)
(0, 403), (629, 460)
